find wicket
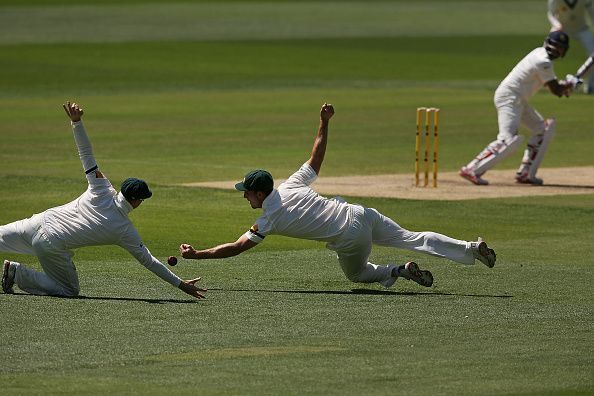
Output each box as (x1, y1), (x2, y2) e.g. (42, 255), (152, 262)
(415, 107), (440, 187)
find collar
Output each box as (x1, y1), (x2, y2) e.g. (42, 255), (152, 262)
(114, 191), (133, 216)
(261, 189), (281, 214)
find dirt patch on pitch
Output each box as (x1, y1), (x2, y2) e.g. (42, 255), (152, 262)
(181, 166), (594, 200)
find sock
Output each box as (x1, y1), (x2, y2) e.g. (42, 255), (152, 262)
(391, 264), (407, 278)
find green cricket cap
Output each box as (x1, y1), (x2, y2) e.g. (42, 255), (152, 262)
(235, 170), (274, 192)
(121, 177), (152, 200)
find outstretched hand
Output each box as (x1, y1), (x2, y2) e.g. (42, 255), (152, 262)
(63, 101), (84, 122)
(320, 103), (334, 122)
(178, 277), (207, 299)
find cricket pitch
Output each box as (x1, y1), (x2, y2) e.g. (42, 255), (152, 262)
(181, 166), (594, 200)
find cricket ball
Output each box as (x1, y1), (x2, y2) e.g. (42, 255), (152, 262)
(167, 256), (178, 266)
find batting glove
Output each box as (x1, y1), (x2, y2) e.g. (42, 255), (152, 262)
(565, 74), (583, 89)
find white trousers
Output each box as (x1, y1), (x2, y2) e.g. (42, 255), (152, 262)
(0, 214), (79, 296)
(494, 90), (546, 145)
(327, 206), (474, 287)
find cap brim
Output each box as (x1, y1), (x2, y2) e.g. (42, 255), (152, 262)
(234, 182), (247, 191)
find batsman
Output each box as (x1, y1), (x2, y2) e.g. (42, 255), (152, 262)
(460, 31), (579, 186)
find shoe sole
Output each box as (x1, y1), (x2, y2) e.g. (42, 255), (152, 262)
(2, 260), (14, 294)
(459, 170), (489, 186)
(405, 262), (433, 287)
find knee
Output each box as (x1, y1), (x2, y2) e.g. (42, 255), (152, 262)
(342, 269), (363, 283)
(56, 285), (79, 297)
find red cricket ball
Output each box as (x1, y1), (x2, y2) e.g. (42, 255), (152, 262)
(167, 256), (178, 266)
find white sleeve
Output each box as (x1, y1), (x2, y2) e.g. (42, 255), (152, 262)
(137, 251), (183, 288)
(548, 12), (562, 30)
(120, 229), (182, 287)
(243, 216), (272, 244)
(588, 1), (594, 24)
(547, 0), (562, 29)
(71, 121), (98, 175)
(283, 162), (318, 187)
(538, 60), (557, 84)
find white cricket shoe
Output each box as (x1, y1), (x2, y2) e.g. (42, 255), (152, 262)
(471, 238), (496, 268)
(459, 166), (489, 185)
(515, 172), (543, 185)
(2, 260), (16, 294)
(397, 261), (433, 287)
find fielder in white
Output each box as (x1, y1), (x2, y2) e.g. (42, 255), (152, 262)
(460, 31), (578, 186)
(548, 0), (594, 93)
(180, 104), (496, 289)
(1, 102), (206, 299)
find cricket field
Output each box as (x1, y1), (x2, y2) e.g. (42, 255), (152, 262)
(0, 1), (592, 395)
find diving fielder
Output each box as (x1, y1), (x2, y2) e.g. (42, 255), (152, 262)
(180, 104), (496, 289)
(460, 31), (578, 186)
(548, 0), (594, 93)
(1, 102), (206, 299)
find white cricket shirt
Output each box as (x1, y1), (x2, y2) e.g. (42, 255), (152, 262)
(42, 122), (181, 287)
(548, 0), (594, 35)
(496, 47), (557, 100)
(244, 163), (351, 244)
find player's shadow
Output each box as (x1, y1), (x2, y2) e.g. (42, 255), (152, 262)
(212, 288), (512, 299)
(7, 292), (199, 304)
(541, 183), (594, 189)
(70, 295), (200, 304)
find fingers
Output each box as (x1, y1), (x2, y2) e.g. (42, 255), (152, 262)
(180, 243), (192, 252)
(63, 101), (83, 121)
(320, 103), (335, 120)
(194, 291), (206, 299)
(188, 287), (207, 299)
(180, 278), (208, 299)
(180, 243), (197, 259)
(188, 277), (207, 292)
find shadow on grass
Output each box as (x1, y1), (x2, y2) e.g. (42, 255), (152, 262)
(5, 289), (512, 301)
(6, 292), (199, 304)
(542, 183), (594, 189)
(209, 288), (512, 298)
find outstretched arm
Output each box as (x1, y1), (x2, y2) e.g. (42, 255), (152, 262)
(306, 103), (335, 175)
(63, 101), (104, 179)
(180, 234), (258, 260)
(122, 232), (207, 299)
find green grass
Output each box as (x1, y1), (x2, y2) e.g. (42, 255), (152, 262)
(1, 0), (593, 395)
(1, 183), (593, 395)
(0, 1), (549, 44)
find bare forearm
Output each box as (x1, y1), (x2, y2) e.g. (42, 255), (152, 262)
(313, 120), (329, 156)
(308, 119), (329, 174)
(192, 243), (243, 259)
